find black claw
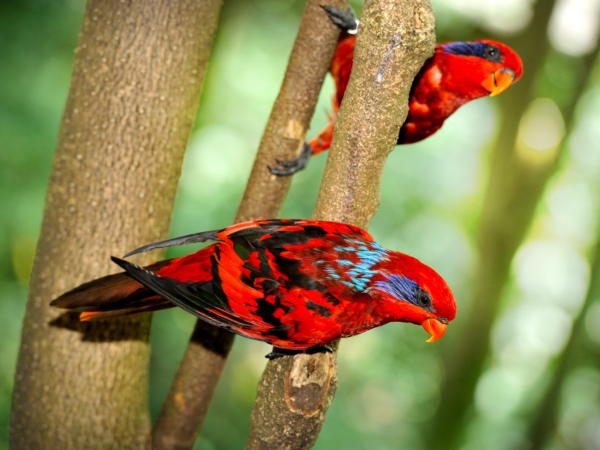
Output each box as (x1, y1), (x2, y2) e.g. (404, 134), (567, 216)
(274, 158), (299, 168)
(321, 5), (358, 33)
(265, 352), (287, 360)
(265, 347), (301, 360)
(265, 345), (333, 359)
(268, 142), (313, 176)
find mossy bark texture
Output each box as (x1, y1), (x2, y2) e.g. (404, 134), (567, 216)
(246, 1), (436, 449)
(153, 1), (348, 449)
(9, 0), (222, 448)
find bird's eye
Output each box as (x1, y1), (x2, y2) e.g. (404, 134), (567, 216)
(415, 288), (433, 310)
(483, 45), (502, 63)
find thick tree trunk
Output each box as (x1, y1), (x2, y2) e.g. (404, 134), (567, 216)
(424, 0), (600, 448)
(9, 0), (221, 448)
(245, 1), (436, 449)
(152, 1), (348, 448)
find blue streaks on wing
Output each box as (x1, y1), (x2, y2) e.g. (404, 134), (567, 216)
(337, 260), (354, 266)
(375, 274), (419, 305)
(325, 266), (341, 280)
(442, 41), (488, 58)
(321, 239), (389, 292)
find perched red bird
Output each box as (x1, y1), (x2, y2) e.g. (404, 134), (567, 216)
(52, 219), (456, 358)
(269, 6), (523, 175)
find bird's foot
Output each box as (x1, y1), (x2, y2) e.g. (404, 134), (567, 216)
(265, 348), (301, 360)
(321, 5), (358, 34)
(265, 345), (333, 360)
(305, 345), (334, 355)
(268, 141), (313, 176)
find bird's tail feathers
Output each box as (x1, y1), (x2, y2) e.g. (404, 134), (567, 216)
(51, 259), (174, 320)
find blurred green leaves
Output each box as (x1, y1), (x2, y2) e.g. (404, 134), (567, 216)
(3, 0), (600, 449)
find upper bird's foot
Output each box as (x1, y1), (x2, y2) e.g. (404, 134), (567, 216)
(305, 345), (334, 355)
(268, 141), (313, 176)
(321, 5), (358, 34)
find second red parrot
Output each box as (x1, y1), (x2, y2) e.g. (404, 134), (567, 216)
(270, 6), (523, 175)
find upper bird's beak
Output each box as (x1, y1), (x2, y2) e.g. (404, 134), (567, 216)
(422, 318), (448, 343)
(482, 68), (516, 97)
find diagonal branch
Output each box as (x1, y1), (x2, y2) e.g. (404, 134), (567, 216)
(245, 1), (436, 449)
(152, 1), (348, 448)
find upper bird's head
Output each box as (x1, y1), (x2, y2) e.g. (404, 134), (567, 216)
(435, 39), (523, 99)
(372, 252), (456, 343)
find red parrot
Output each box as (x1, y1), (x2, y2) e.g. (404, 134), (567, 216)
(269, 6), (524, 175)
(52, 219), (456, 358)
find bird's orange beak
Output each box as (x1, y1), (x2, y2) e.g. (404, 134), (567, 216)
(422, 318), (448, 343)
(482, 68), (516, 97)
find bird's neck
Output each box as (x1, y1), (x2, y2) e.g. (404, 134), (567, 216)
(417, 59), (488, 115)
(399, 58), (489, 144)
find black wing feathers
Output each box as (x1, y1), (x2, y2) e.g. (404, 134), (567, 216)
(123, 229), (222, 258)
(110, 257), (254, 332)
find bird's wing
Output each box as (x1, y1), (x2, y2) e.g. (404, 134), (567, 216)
(112, 219), (377, 346)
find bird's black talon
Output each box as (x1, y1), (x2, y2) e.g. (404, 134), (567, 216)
(265, 347), (301, 360)
(275, 158), (299, 168)
(265, 352), (288, 360)
(305, 344), (334, 355)
(268, 166), (297, 176)
(321, 5), (358, 33)
(268, 142), (313, 176)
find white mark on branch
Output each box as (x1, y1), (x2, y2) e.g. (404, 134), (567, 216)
(377, 34), (402, 83)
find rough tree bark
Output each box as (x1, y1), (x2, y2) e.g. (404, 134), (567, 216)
(424, 0), (600, 448)
(245, 1), (436, 449)
(152, 1), (348, 448)
(9, 0), (221, 448)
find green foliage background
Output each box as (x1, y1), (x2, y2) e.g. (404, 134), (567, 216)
(2, 0), (600, 449)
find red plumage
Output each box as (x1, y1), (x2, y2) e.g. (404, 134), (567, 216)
(309, 34), (523, 156)
(52, 219), (456, 351)
(270, 7), (523, 175)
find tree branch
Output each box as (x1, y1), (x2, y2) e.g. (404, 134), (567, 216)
(246, 1), (436, 448)
(9, 0), (220, 448)
(152, 2), (348, 448)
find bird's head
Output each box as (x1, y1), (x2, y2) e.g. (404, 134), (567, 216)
(373, 253), (456, 343)
(435, 39), (523, 98)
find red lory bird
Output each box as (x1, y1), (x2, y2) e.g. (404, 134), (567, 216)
(52, 219), (456, 358)
(269, 6), (523, 175)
